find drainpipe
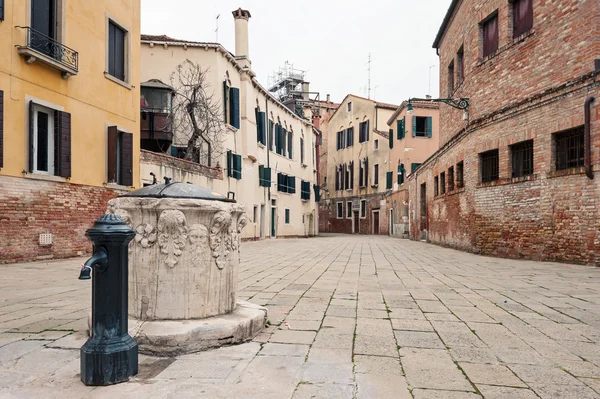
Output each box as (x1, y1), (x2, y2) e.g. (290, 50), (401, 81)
(266, 98), (271, 200)
(584, 96), (595, 180)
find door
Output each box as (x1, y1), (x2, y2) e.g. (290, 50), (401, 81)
(31, 0), (57, 56)
(389, 209), (393, 236)
(353, 211), (359, 234)
(373, 211), (380, 235)
(260, 205), (265, 239)
(271, 207), (276, 237)
(420, 183), (427, 236)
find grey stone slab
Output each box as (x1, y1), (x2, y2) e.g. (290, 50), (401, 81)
(391, 319), (434, 332)
(355, 373), (412, 399)
(412, 389), (482, 399)
(307, 348), (353, 363)
(325, 306), (356, 318)
(354, 355), (403, 375)
(390, 308), (428, 320)
(321, 316), (356, 332)
(357, 308), (389, 318)
(529, 383), (600, 399)
(270, 330), (317, 345)
(156, 359), (239, 379)
(0, 340), (46, 366)
(301, 361), (354, 384)
(508, 364), (584, 385)
(283, 320), (322, 331)
(459, 363), (526, 387)
(293, 382), (356, 399)
(476, 385), (539, 399)
(356, 318), (394, 337)
(354, 335), (398, 357)
(425, 313), (459, 322)
(399, 347), (474, 392)
(449, 347), (500, 364)
(580, 378), (600, 394)
(395, 330), (446, 349)
(259, 343), (310, 357)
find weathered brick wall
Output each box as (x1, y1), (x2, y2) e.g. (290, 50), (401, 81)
(318, 194), (389, 235)
(409, 84), (600, 265)
(0, 176), (126, 263)
(140, 150), (223, 180)
(438, 0), (600, 146)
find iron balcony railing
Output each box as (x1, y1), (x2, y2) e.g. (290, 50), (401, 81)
(18, 26), (78, 72)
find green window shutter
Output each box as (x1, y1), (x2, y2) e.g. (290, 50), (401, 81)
(411, 163), (421, 173)
(398, 164), (405, 184)
(285, 209), (290, 224)
(229, 87), (240, 129)
(268, 120), (274, 150)
(223, 81), (228, 123)
(263, 167), (271, 187)
(412, 116), (417, 137)
(288, 131), (293, 158)
(282, 129), (287, 156)
(313, 185), (321, 202)
(397, 118), (405, 140)
(288, 176), (296, 194)
(386, 171), (393, 189)
(226, 150), (233, 177)
(258, 164), (264, 186)
(426, 116), (433, 138)
(233, 154), (242, 179)
(275, 124), (280, 152)
(388, 128), (393, 149)
(259, 112), (266, 144)
(401, 118), (406, 139)
(255, 108), (260, 142)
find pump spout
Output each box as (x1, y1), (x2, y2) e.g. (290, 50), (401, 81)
(79, 248), (108, 280)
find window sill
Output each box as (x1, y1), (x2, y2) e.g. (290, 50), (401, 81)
(446, 186), (466, 196)
(301, 163), (308, 168)
(104, 73), (132, 89)
(23, 172), (68, 184)
(257, 142), (266, 149)
(105, 182), (133, 191)
(476, 174), (538, 188)
(476, 29), (535, 67)
(547, 167), (587, 179)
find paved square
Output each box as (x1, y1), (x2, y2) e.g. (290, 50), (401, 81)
(1, 234), (600, 398)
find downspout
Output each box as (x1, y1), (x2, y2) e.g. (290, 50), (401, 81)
(584, 96), (595, 180)
(266, 98), (271, 199)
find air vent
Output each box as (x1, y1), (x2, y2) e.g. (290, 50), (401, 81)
(39, 233), (53, 246)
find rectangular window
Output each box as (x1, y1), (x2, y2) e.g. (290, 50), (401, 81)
(31, 0), (57, 43)
(448, 166), (455, 191)
(1, 0), (5, 21)
(448, 60), (455, 95)
(268, 120), (274, 151)
(258, 165), (272, 187)
(285, 209), (290, 224)
(482, 13), (499, 57)
(227, 150), (242, 180)
(386, 171), (393, 189)
(287, 131), (293, 159)
(373, 164), (379, 186)
(253, 205), (258, 223)
(347, 102), (352, 112)
(300, 137), (305, 164)
(348, 161), (354, 190)
(301, 180), (311, 200)
(255, 109), (266, 145)
(337, 202), (343, 219)
(346, 127), (354, 147)
(510, 139), (534, 177)
(457, 46), (464, 85)
(456, 161), (464, 188)
(34, 107), (53, 174)
(360, 199), (366, 218)
(359, 121), (370, 143)
(107, 126), (132, 186)
(415, 117), (427, 137)
(480, 149), (499, 183)
(555, 126), (584, 170)
(398, 164), (405, 185)
(434, 176), (439, 196)
(411, 163), (422, 173)
(346, 201), (352, 218)
(29, 102), (71, 178)
(108, 20), (126, 82)
(374, 139), (379, 151)
(513, 0), (533, 37)
(440, 172), (446, 195)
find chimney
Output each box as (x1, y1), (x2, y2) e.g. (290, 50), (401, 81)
(232, 8), (251, 68)
(326, 94), (331, 103)
(425, 94), (432, 99)
(301, 82), (310, 101)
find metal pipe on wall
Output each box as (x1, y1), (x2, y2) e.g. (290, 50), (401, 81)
(584, 96), (595, 180)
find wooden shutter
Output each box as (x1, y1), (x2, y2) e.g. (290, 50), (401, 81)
(226, 150), (232, 177)
(233, 154), (242, 179)
(107, 126), (118, 183)
(281, 128), (287, 156)
(287, 130), (292, 159)
(412, 116), (417, 137)
(263, 167), (271, 187)
(258, 112), (266, 144)
(0, 90), (3, 168)
(288, 176), (296, 194)
(365, 158), (369, 186)
(268, 120), (274, 150)
(55, 111), (71, 178)
(426, 117), (433, 138)
(483, 15), (499, 57)
(258, 164), (264, 186)
(223, 81), (229, 123)
(350, 162), (354, 189)
(229, 87), (240, 129)
(0, 0), (4, 21)
(386, 171), (393, 189)
(28, 101), (35, 172)
(119, 132), (133, 186)
(366, 121), (370, 141)
(388, 128), (393, 149)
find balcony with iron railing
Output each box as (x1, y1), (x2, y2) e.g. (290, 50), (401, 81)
(16, 26), (78, 78)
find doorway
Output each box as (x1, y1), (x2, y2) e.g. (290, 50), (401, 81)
(389, 209), (393, 236)
(373, 210), (380, 235)
(353, 211), (359, 234)
(420, 183), (427, 238)
(260, 205), (266, 238)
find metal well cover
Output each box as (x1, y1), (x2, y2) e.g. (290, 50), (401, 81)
(120, 182), (234, 202)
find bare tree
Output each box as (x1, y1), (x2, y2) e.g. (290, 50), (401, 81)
(170, 60), (226, 166)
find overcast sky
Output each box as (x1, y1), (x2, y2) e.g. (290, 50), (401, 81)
(141, 0), (451, 106)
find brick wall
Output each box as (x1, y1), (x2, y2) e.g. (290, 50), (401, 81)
(140, 150), (223, 180)
(318, 193), (389, 235)
(437, 0), (600, 146)
(0, 175), (126, 263)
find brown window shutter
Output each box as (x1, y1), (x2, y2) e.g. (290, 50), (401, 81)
(55, 111), (71, 178)
(29, 101), (35, 172)
(0, 90), (3, 168)
(107, 126), (118, 183)
(120, 131), (133, 187)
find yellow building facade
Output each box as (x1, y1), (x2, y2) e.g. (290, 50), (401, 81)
(0, 0), (140, 262)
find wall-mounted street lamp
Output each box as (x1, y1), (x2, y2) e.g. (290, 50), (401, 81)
(406, 97), (470, 114)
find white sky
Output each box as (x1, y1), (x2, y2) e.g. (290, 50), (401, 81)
(141, 0), (451, 106)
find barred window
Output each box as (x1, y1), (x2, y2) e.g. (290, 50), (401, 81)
(440, 172), (446, 194)
(480, 149), (499, 183)
(448, 166), (455, 191)
(456, 161), (464, 187)
(555, 126), (584, 170)
(434, 176), (439, 196)
(511, 140), (534, 177)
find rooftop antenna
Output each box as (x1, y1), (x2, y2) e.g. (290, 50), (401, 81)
(215, 14), (220, 42)
(366, 53), (373, 99)
(428, 64), (435, 96)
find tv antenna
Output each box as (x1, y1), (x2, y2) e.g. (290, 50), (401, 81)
(215, 14), (220, 42)
(366, 53), (373, 99)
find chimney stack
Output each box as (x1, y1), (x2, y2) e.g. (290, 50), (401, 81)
(326, 94), (331, 103)
(301, 82), (310, 101)
(232, 8), (251, 68)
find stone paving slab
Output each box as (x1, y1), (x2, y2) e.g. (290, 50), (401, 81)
(1, 234), (600, 398)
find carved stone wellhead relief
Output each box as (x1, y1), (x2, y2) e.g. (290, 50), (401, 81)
(189, 224), (209, 268)
(210, 211), (232, 270)
(158, 210), (188, 268)
(135, 223), (157, 248)
(231, 212), (248, 253)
